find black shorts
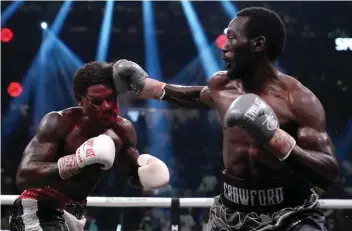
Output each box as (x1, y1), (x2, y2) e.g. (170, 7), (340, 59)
(207, 193), (326, 231)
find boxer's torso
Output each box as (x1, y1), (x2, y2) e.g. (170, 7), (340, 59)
(209, 72), (298, 179)
(48, 107), (124, 200)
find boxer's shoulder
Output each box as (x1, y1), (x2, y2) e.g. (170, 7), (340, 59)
(37, 107), (82, 140)
(208, 70), (229, 89)
(278, 73), (311, 93)
(59, 107), (84, 120)
(281, 75), (325, 128)
(112, 116), (137, 145)
(37, 110), (73, 138)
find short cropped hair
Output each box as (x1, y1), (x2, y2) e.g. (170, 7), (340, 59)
(237, 7), (286, 60)
(73, 61), (113, 101)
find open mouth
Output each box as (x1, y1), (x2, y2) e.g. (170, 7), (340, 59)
(224, 61), (232, 70)
(222, 56), (232, 70)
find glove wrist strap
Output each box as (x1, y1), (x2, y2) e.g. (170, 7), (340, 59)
(267, 129), (296, 161)
(58, 154), (81, 179)
(141, 78), (166, 100)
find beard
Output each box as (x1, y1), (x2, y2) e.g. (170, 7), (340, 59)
(225, 45), (255, 80)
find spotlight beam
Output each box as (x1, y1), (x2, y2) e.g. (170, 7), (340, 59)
(180, 0), (221, 79)
(142, 0), (173, 172)
(219, 0), (238, 19)
(96, 0), (115, 61)
(1, 0), (24, 26)
(3, 1), (78, 143)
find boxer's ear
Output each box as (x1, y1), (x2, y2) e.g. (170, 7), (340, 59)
(252, 36), (266, 53)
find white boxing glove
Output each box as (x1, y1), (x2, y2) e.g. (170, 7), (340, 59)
(137, 154), (170, 190)
(58, 134), (115, 179)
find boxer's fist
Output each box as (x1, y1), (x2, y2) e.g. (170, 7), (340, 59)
(224, 94), (296, 161)
(224, 94), (279, 142)
(58, 135), (115, 179)
(112, 59), (147, 95)
(137, 154), (169, 190)
(75, 135), (115, 170)
(112, 59), (166, 99)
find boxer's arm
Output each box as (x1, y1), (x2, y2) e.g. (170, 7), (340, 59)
(113, 59), (215, 108)
(286, 89), (339, 189)
(16, 112), (66, 190)
(162, 85), (214, 109)
(116, 119), (169, 190)
(115, 118), (142, 189)
(161, 71), (226, 108)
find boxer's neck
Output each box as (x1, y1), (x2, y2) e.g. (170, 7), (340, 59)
(80, 115), (108, 136)
(241, 61), (279, 92)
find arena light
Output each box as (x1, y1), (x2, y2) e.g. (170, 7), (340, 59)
(7, 82), (23, 98)
(215, 34), (227, 49)
(3, 1), (74, 143)
(41, 22), (48, 30)
(1, 28), (13, 42)
(335, 38), (352, 51)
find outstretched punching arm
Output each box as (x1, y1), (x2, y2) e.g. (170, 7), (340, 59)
(112, 59), (214, 109)
(162, 85), (213, 109)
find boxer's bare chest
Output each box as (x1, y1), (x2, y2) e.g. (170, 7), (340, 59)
(61, 121), (123, 157)
(210, 77), (298, 178)
(52, 118), (124, 200)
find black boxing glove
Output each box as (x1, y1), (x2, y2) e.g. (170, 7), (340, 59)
(112, 59), (166, 99)
(224, 93), (296, 161)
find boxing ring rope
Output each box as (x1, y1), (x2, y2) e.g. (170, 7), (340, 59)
(1, 195), (352, 209)
(1, 196), (352, 231)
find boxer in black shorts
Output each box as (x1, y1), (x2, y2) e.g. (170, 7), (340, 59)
(112, 6), (338, 231)
(9, 61), (170, 231)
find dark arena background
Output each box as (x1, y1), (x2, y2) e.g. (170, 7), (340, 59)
(1, 1), (352, 231)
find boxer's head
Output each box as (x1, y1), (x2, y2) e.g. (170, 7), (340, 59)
(222, 7), (286, 80)
(73, 61), (118, 125)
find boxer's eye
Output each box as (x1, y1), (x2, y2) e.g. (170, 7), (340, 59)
(91, 99), (102, 105)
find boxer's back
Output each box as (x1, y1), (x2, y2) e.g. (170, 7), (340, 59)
(208, 72), (299, 180)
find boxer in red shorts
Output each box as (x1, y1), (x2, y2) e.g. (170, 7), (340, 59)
(10, 61), (170, 231)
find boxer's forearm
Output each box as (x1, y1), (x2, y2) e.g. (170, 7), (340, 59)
(128, 173), (143, 189)
(163, 84), (210, 109)
(164, 84), (205, 99)
(118, 147), (143, 189)
(162, 95), (210, 109)
(287, 145), (339, 188)
(16, 162), (62, 190)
